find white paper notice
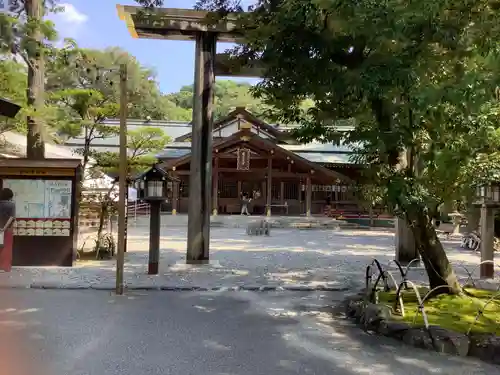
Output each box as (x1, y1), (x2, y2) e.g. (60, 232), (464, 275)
(3, 179), (72, 219)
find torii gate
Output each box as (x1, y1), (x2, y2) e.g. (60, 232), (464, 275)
(117, 5), (262, 264)
(117, 5), (415, 265)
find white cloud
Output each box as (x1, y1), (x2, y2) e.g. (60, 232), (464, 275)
(58, 3), (88, 25)
(50, 3), (88, 43)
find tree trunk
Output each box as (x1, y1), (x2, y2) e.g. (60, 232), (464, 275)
(441, 200), (454, 217)
(94, 201), (107, 250)
(395, 218), (420, 265)
(466, 204), (480, 233)
(406, 205), (462, 295)
(93, 184), (116, 254)
(82, 128), (90, 171)
(25, 0), (45, 160)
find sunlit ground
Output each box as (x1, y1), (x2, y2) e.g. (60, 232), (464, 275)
(0, 226), (496, 291)
(0, 290), (498, 375)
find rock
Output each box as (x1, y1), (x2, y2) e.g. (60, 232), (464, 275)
(378, 320), (411, 339)
(353, 304), (366, 323)
(427, 326), (470, 357)
(361, 303), (392, 331)
(345, 298), (364, 319)
(468, 333), (500, 364)
(246, 220), (271, 236)
(401, 326), (469, 355)
(402, 328), (434, 350)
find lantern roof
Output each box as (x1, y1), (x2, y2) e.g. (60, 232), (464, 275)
(0, 98), (21, 118)
(134, 164), (179, 182)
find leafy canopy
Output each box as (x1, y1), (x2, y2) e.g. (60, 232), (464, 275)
(195, 0), (500, 213)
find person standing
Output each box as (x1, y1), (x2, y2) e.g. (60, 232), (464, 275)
(0, 188), (15, 272)
(240, 192), (251, 216)
(324, 194), (332, 216)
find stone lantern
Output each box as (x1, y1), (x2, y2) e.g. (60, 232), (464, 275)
(476, 183), (500, 204)
(448, 211), (463, 236)
(136, 166), (173, 202)
(475, 182), (500, 278)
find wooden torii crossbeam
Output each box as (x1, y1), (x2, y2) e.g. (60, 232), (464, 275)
(116, 5), (264, 77)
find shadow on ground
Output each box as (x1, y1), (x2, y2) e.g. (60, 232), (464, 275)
(0, 289), (497, 375)
(63, 227), (497, 289)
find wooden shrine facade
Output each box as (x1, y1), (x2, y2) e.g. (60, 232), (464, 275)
(161, 128), (362, 216)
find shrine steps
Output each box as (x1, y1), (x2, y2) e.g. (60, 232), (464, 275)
(209, 215), (365, 230)
(129, 214), (366, 229)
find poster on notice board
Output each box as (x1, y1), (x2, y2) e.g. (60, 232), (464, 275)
(3, 179), (73, 236)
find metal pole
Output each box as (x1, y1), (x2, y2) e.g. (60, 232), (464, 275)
(116, 63), (128, 295)
(186, 32), (216, 264)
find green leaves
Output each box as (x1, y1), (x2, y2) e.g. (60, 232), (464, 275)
(89, 128), (170, 176)
(128, 127), (171, 158)
(166, 81), (272, 121)
(196, 0), (500, 215)
(0, 3), (58, 63)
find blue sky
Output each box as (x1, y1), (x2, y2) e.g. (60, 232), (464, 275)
(50, 0), (259, 93)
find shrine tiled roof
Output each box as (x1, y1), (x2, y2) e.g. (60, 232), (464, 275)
(58, 109), (358, 164)
(298, 153), (352, 164)
(156, 141), (355, 164)
(163, 130), (353, 182)
(2, 131), (84, 159)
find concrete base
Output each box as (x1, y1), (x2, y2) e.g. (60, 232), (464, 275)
(180, 260), (221, 267)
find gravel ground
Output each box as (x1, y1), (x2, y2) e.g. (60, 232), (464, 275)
(0, 226), (494, 290)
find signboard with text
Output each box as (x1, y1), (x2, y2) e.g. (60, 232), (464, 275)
(3, 179), (73, 236)
(0, 157), (82, 266)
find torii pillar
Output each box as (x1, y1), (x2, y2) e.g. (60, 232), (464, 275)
(186, 32), (216, 263)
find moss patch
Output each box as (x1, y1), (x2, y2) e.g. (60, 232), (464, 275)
(378, 288), (500, 335)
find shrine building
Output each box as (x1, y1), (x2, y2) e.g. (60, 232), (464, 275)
(156, 108), (365, 216)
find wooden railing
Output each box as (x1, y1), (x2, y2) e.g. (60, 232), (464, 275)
(127, 201), (150, 222)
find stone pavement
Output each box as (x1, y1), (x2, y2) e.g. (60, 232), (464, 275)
(2, 289), (498, 375)
(0, 226), (496, 290)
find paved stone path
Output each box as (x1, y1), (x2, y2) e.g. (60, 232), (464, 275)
(3, 289), (498, 375)
(0, 226), (496, 290)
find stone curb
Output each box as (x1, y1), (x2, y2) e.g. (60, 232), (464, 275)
(341, 291), (500, 366)
(20, 283), (350, 292)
